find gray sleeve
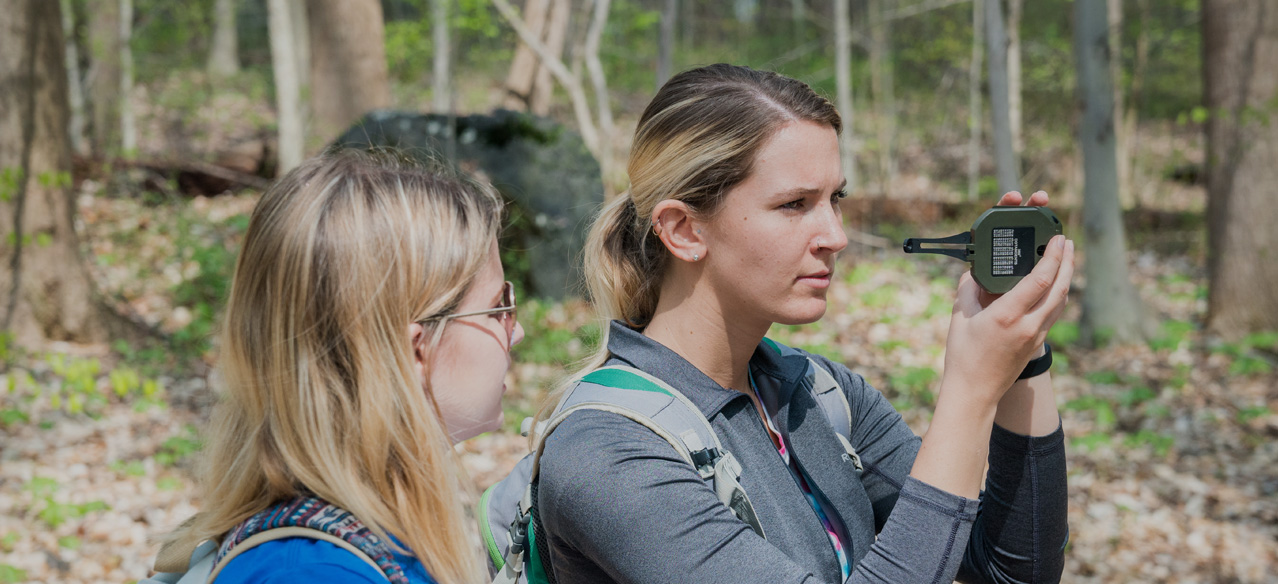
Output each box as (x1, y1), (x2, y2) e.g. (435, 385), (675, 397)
(957, 422), (1069, 584)
(537, 409), (820, 584)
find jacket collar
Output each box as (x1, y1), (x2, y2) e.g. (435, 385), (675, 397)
(604, 320), (811, 418)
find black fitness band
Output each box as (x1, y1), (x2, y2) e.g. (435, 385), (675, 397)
(1018, 343), (1053, 380)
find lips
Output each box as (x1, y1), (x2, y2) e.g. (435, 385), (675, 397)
(797, 270), (832, 289)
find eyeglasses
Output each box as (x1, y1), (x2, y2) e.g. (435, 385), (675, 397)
(419, 281), (518, 348)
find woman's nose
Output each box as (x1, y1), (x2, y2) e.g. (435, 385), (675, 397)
(813, 202), (848, 253)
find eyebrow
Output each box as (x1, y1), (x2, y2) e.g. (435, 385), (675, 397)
(773, 179), (848, 199)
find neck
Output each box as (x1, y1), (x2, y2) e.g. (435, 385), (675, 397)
(643, 279), (770, 393)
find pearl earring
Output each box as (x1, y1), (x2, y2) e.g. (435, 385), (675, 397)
(692, 254), (699, 261)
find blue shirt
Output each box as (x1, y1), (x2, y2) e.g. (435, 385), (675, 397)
(214, 536), (438, 584)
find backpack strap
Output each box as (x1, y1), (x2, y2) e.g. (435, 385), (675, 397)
(215, 497), (408, 584)
(761, 338), (863, 471)
(208, 527), (387, 583)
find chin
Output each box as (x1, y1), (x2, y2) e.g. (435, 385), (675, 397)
(773, 300), (829, 326)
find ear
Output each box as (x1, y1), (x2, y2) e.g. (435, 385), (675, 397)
(651, 199), (706, 263)
(408, 322), (428, 381)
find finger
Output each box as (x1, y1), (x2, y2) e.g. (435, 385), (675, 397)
(953, 271), (982, 317)
(997, 191), (1024, 206)
(998, 235), (1067, 314)
(1026, 190), (1049, 207)
(1030, 238), (1075, 319)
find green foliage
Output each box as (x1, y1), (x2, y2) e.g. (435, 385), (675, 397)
(155, 426), (203, 468)
(844, 264), (875, 286)
(1047, 321), (1081, 348)
(0, 167), (25, 204)
(1149, 319), (1196, 351)
(0, 532), (17, 552)
(57, 536), (82, 550)
(1064, 395), (1116, 431)
(1070, 432), (1112, 452)
(25, 477), (109, 529)
(860, 287), (896, 309)
(510, 301), (599, 366)
(1117, 386), (1157, 408)
(0, 565), (26, 584)
(888, 366), (938, 409)
(110, 460), (147, 478)
(1084, 370), (1122, 385)
(129, 0), (216, 78)
(1211, 333), (1278, 377)
(1237, 405), (1271, 425)
(1123, 430), (1175, 457)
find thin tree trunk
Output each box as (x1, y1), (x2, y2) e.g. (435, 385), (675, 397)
(307, 0), (390, 143)
(431, 0), (451, 113)
(118, 0), (135, 157)
(984, 0), (1019, 195)
(60, 0), (87, 157)
(1127, 0), (1151, 205)
(268, 0), (303, 173)
(1108, 0), (1130, 206)
(87, 0), (121, 157)
(1074, 0), (1149, 345)
(657, 0), (677, 89)
(531, 0), (570, 116)
(207, 0), (239, 76)
(583, 0), (614, 189)
(1, 0), (113, 345)
(835, 0), (856, 192)
(289, 0), (309, 95)
(869, 0), (895, 193)
(1007, 0), (1023, 157)
(502, 0), (550, 111)
(1203, 0), (1278, 335)
(968, 0), (984, 200)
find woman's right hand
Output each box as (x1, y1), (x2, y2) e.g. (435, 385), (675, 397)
(939, 233), (1075, 408)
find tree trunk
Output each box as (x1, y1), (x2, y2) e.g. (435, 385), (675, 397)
(502, 0), (551, 111)
(0, 0), (115, 346)
(118, 0), (135, 157)
(869, 0), (895, 193)
(431, 0), (451, 113)
(1007, 0), (1023, 157)
(268, 0), (304, 173)
(1203, 0), (1278, 335)
(984, 0), (1019, 195)
(531, 0), (570, 117)
(967, 0), (984, 200)
(86, 0), (121, 157)
(834, 0), (856, 192)
(1074, 0), (1149, 345)
(306, 0), (390, 143)
(207, 0), (240, 77)
(1107, 0), (1130, 206)
(1127, 0), (1151, 204)
(60, 0), (88, 157)
(656, 0), (677, 89)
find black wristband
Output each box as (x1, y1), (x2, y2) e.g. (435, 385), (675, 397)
(1018, 343), (1053, 380)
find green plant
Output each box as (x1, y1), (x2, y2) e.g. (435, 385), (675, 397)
(1123, 430), (1175, 457)
(1064, 395), (1116, 431)
(155, 426), (202, 467)
(57, 536), (81, 550)
(0, 532), (18, 552)
(1237, 406), (1271, 424)
(1070, 432), (1112, 452)
(1117, 386), (1157, 408)
(1148, 319), (1196, 351)
(0, 564), (27, 584)
(888, 366), (938, 408)
(26, 476), (109, 529)
(1047, 321), (1081, 348)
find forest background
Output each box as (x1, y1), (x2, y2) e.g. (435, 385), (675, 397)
(1, 0), (1276, 582)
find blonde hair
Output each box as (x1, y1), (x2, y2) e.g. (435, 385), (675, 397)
(164, 149), (500, 584)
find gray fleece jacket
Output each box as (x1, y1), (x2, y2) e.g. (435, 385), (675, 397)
(536, 321), (1067, 584)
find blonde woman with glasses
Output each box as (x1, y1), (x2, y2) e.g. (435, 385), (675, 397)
(153, 150), (522, 584)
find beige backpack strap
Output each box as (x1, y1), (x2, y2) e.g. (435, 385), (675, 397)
(206, 527), (389, 583)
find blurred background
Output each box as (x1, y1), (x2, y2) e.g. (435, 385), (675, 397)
(0, 0), (1275, 582)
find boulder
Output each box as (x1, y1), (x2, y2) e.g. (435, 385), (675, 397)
(332, 109), (603, 299)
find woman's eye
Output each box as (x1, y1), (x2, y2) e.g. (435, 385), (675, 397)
(832, 189), (848, 202)
(780, 199), (804, 210)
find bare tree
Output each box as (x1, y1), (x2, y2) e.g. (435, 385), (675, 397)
(501, 0), (570, 116)
(86, 0), (120, 157)
(307, 0), (391, 143)
(834, 0), (856, 191)
(208, 0), (240, 77)
(268, 0), (304, 172)
(1107, 0), (1131, 206)
(59, 0), (87, 157)
(984, 0), (1019, 195)
(1007, 0), (1023, 157)
(1074, 0), (1149, 345)
(657, 0), (677, 89)
(432, 0), (451, 113)
(1203, 0), (1278, 335)
(869, 0), (896, 192)
(967, 0), (984, 200)
(492, 0), (616, 189)
(0, 0), (128, 346)
(118, 0), (135, 157)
